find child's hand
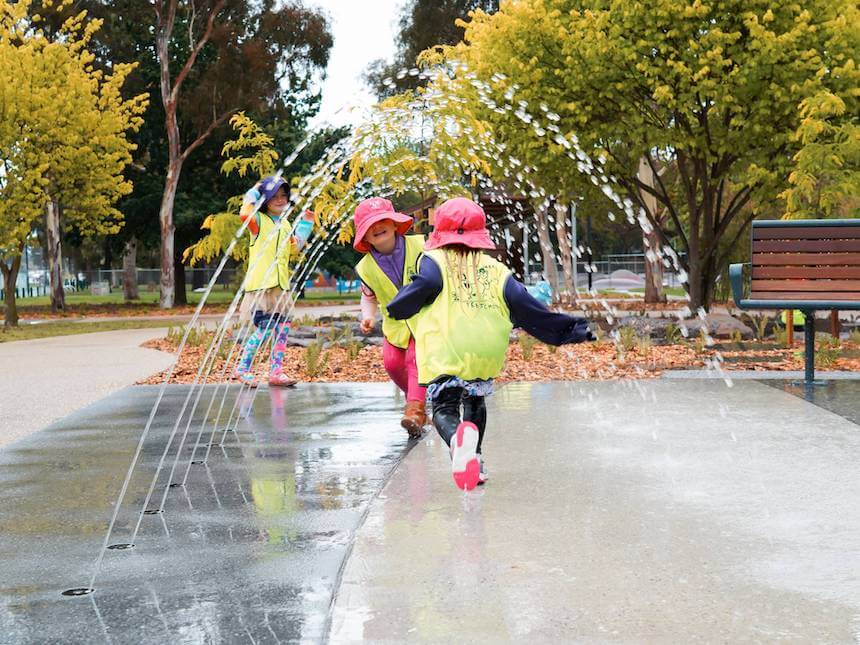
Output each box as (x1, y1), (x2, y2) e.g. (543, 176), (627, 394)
(302, 210), (318, 224)
(360, 318), (375, 335)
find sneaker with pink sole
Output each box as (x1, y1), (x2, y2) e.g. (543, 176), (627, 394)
(450, 421), (481, 491)
(268, 369), (298, 388)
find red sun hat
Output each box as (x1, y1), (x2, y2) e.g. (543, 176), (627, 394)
(352, 197), (414, 253)
(424, 197), (495, 251)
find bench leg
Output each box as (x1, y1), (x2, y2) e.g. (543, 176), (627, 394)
(804, 310), (815, 385)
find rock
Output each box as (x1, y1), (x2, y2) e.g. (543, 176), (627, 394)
(616, 316), (678, 339)
(616, 313), (754, 341)
(290, 325), (330, 339)
(679, 313), (754, 340)
(286, 336), (315, 348)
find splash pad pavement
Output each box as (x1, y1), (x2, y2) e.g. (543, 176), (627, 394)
(1, 379), (858, 642)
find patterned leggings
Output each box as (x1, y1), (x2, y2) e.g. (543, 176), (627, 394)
(237, 312), (291, 374)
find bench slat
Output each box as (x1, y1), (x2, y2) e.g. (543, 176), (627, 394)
(752, 252), (860, 266)
(753, 226), (860, 240)
(752, 266), (860, 279)
(749, 291), (860, 301)
(751, 279), (860, 292)
(752, 239), (860, 253)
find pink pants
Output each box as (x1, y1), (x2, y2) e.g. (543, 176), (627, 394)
(382, 338), (426, 403)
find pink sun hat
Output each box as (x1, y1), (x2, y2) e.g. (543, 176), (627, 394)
(424, 197), (495, 251)
(352, 197), (414, 253)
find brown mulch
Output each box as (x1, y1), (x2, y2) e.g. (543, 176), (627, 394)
(138, 337), (708, 385)
(138, 332), (860, 385)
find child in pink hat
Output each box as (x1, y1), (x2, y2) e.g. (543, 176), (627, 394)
(353, 198), (428, 436)
(388, 197), (595, 491)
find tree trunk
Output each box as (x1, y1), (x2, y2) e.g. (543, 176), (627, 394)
(174, 252), (187, 305)
(122, 237), (139, 301)
(687, 259), (705, 313)
(535, 204), (560, 299)
(637, 158), (667, 304)
(553, 201), (576, 302)
(1, 251), (23, 327)
(158, 161), (179, 308)
(45, 195), (66, 312)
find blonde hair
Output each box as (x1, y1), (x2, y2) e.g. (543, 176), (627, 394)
(442, 245), (484, 307)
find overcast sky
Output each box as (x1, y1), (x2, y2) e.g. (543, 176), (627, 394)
(307, 0), (406, 128)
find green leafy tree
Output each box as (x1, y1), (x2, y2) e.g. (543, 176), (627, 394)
(436, 0), (858, 310)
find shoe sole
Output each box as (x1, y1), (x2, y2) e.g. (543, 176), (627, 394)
(451, 422), (480, 491)
(269, 380), (297, 388)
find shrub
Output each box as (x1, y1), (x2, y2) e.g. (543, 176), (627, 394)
(664, 322), (682, 345)
(518, 333), (537, 360)
(304, 341), (329, 377)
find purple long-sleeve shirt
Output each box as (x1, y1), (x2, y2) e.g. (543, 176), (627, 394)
(387, 254), (594, 345)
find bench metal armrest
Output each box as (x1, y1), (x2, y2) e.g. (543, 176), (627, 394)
(729, 263), (748, 308)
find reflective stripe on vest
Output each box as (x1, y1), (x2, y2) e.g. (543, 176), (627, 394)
(355, 234), (424, 349)
(245, 214), (293, 292)
(411, 248), (512, 384)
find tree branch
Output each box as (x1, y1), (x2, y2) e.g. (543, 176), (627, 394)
(716, 209), (757, 270)
(180, 109), (233, 163)
(171, 0), (226, 102)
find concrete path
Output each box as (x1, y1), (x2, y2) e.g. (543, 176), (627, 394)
(0, 328), (174, 450)
(0, 304), (360, 450)
(330, 380), (860, 642)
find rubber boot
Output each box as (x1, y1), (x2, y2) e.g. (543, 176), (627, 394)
(400, 400), (427, 438)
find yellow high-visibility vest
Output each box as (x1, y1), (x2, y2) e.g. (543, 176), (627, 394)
(410, 248), (512, 385)
(356, 235), (424, 349)
(245, 214), (294, 291)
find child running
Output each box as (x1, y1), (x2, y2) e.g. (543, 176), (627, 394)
(353, 197), (428, 437)
(235, 175), (315, 388)
(388, 197), (595, 490)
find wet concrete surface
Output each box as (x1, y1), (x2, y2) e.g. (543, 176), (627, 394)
(331, 380), (860, 642)
(764, 379), (860, 426)
(0, 383), (410, 644)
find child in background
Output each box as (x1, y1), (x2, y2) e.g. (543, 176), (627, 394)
(236, 175), (315, 388)
(353, 197), (427, 437)
(388, 197), (595, 490)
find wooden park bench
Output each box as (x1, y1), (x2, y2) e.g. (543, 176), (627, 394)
(730, 218), (860, 384)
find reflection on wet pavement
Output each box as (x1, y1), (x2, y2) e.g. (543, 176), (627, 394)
(0, 383), (409, 643)
(763, 379), (860, 426)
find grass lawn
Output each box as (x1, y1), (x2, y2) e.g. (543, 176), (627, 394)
(299, 290), (360, 302)
(12, 289), (236, 307)
(11, 288), (359, 308)
(629, 286), (688, 298)
(0, 318), (186, 343)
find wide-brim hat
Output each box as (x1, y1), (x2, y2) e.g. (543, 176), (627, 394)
(424, 197), (495, 251)
(352, 197), (414, 253)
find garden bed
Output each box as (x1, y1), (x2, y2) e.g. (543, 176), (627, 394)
(138, 322), (860, 385)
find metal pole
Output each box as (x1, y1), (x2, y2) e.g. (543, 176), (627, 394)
(570, 202), (577, 294)
(523, 221), (530, 281)
(804, 310), (815, 385)
(24, 244), (29, 297)
(586, 213), (593, 291)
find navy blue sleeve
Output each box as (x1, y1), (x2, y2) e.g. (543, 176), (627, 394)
(387, 255), (443, 320)
(504, 276), (595, 345)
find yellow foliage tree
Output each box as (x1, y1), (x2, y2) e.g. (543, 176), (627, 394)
(0, 0), (147, 320)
